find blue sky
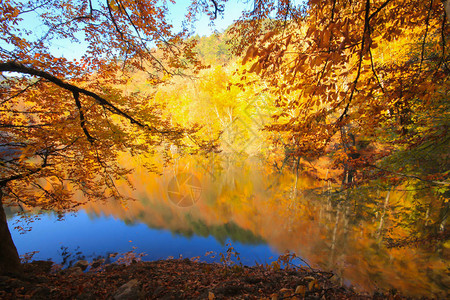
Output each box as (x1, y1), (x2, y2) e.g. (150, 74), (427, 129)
(13, 0), (305, 60)
(167, 0), (253, 35)
(47, 0), (253, 60)
(6, 0), (250, 61)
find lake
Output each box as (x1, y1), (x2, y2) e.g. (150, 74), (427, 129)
(7, 153), (449, 298)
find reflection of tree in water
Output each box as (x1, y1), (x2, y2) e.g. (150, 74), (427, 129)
(58, 246), (84, 268)
(300, 182), (449, 296)
(183, 217), (266, 246)
(55, 246), (117, 269)
(263, 146), (448, 297)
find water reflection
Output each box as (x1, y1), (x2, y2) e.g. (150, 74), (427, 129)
(10, 210), (277, 267)
(9, 153), (449, 297)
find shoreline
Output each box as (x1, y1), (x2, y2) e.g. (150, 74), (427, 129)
(0, 259), (417, 299)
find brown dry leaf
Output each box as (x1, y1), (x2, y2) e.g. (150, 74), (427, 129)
(279, 287), (293, 296)
(308, 279), (320, 291)
(208, 291), (215, 300)
(295, 285), (306, 296)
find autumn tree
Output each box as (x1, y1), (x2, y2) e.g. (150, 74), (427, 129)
(0, 0), (225, 275)
(230, 0), (449, 189)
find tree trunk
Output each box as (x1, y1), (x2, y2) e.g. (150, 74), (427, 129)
(444, 0), (450, 22)
(377, 188), (391, 241)
(0, 189), (22, 275)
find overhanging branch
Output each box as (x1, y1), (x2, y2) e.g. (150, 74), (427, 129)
(0, 61), (180, 135)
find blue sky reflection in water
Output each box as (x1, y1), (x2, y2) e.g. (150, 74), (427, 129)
(10, 210), (280, 267)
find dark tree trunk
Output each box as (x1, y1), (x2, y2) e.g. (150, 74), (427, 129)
(0, 189), (22, 275)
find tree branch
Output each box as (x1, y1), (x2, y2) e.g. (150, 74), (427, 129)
(0, 61), (179, 135)
(443, 0), (450, 22)
(0, 152), (50, 187)
(368, 0), (393, 20)
(336, 0), (371, 125)
(369, 48), (385, 93)
(114, 0), (172, 75)
(0, 79), (42, 105)
(419, 0), (433, 74)
(73, 90), (95, 143)
(210, 0), (224, 19)
(369, 164), (449, 186)
(0, 123), (51, 128)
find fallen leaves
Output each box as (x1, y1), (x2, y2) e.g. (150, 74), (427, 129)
(0, 258), (413, 299)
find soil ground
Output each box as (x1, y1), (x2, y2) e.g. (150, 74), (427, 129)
(0, 259), (412, 299)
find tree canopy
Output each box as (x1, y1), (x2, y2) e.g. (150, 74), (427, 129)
(232, 0), (449, 187)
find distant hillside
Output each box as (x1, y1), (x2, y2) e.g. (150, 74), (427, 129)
(193, 32), (232, 65)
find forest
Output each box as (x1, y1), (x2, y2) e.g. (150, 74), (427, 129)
(0, 0), (449, 298)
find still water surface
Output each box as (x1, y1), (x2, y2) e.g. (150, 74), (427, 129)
(10, 211), (278, 267)
(8, 154), (449, 297)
